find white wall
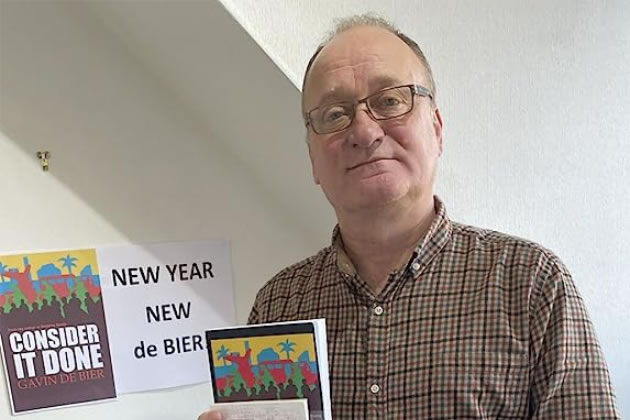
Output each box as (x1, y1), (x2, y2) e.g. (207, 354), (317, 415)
(0, 1), (312, 418)
(223, 0), (630, 415)
(1, 0), (628, 418)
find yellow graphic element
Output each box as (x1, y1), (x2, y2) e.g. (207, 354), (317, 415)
(211, 333), (316, 367)
(0, 249), (99, 282)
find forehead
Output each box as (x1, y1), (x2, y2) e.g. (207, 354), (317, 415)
(304, 26), (425, 109)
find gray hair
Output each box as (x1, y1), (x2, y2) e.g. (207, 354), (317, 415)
(301, 13), (437, 103)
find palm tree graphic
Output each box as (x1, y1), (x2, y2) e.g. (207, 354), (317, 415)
(216, 345), (230, 366)
(0, 261), (7, 282)
(58, 255), (78, 276)
(278, 338), (297, 361)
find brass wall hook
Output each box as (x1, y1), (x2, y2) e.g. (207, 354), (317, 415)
(37, 151), (50, 171)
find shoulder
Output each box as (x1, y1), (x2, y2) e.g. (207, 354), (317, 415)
(450, 221), (570, 276)
(259, 248), (332, 297)
(446, 221), (573, 299)
(449, 221), (579, 327)
(248, 246), (337, 323)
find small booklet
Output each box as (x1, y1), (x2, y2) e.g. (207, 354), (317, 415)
(206, 319), (331, 420)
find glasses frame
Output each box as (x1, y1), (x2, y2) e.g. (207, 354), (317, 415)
(305, 84), (434, 135)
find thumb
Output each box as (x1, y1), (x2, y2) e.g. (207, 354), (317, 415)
(198, 409), (223, 420)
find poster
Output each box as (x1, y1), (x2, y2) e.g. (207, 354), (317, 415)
(0, 249), (116, 413)
(98, 240), (235, 394)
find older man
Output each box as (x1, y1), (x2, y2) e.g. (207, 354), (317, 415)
(201, 15), (619, 419)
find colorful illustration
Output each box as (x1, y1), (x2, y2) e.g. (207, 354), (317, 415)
(0, 249), (102, 317)
(0, 249), (116, 413)
(207, 325), (324, 418)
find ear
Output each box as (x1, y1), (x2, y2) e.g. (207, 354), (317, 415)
(432, 107), (444, 156)
(307, 138), (320, 185)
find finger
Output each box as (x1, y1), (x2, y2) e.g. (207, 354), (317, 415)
(197, 409), (222, 420)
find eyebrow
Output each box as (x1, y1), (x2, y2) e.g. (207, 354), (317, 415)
(369, 75), (406, 91)
(314, 75), (407, 108)
(315, 89), (353, 108)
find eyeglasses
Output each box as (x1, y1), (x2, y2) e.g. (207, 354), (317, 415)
(305, 84), (433, 135)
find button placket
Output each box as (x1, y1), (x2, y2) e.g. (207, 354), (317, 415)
(366, 300), (388, 412)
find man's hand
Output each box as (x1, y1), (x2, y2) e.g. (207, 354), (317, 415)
(197, 409), (222, 420)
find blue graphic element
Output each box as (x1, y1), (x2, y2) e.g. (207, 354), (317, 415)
(297, 351), (311, 363)
(0, 280), (16, 294)
(38, 263), (62, 278)
(257, 348), (281, 363)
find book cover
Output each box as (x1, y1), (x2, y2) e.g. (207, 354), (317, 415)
(206, 319), (331, 420)
(0, 249), (116, 413)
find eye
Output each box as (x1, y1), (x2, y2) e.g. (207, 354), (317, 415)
(381, 96), (401, 107)
(370, 88), (411, 116)
(322, 105), (349, 122)
(375, 93), (403, 108)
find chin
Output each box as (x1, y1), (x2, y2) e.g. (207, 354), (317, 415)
(346, 183), (409, 210)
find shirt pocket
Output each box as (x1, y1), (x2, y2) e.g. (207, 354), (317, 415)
(431, 350), (530, 418)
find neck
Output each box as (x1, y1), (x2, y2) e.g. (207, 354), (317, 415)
(336, 194), (436, 295)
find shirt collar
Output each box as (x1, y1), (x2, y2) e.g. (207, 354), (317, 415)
(332, 196), (452, 277)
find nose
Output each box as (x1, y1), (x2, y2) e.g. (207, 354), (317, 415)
(346, 106), (385, 148)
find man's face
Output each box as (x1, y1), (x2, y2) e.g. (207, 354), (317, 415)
(303, 26), (443, 215)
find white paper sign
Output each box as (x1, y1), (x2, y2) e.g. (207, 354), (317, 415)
(97, 240), (235, 394)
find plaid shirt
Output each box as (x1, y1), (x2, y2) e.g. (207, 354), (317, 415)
(248, 198), (619, 419)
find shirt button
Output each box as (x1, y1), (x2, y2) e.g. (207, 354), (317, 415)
(373, 306), (384, 316)
(411, 262), (421, 271)
(370, 384), (380, 394)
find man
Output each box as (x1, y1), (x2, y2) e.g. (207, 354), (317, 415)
(201, 15), (619, 419)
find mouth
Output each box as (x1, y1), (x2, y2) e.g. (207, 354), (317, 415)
(347, 158), (391, 171)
